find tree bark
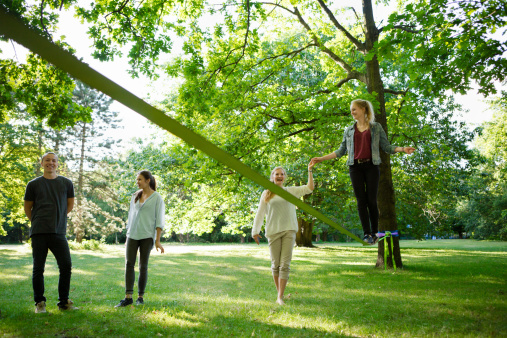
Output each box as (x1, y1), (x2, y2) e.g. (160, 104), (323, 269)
(78, 122), (86, 198)
(296, 217), (315, 247)
(54, 130), (61, 153)
(74, 122), (87, 243)
(35, 123), (43, 176)
(363, 0), (402, 269)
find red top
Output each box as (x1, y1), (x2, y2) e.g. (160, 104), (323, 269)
(354, 126), (372, 160)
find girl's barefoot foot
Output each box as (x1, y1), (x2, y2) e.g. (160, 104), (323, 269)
(276, 298), (285, 305)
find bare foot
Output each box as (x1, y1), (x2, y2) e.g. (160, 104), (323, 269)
(276, 298), (285, 305)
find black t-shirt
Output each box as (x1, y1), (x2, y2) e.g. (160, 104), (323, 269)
(24, 176), (75, 237)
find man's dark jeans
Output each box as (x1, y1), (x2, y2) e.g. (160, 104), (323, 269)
(31, 233), (72, 304)
(349, 162), (380, 236)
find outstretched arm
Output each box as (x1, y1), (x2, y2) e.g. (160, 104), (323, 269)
(394, 146), (416, 154)
(307, 160), (315, 190)
(311, 152), (337, 165)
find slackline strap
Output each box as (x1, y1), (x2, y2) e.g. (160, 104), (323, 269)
(0, 7), (365, 245)
(377, 231), (398, 270)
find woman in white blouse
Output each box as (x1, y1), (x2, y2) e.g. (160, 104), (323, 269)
(252, 162), (314, 305)
(115, 170), (165, 307)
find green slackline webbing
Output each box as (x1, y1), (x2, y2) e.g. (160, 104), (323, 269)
(0, 7), (365, 245)
(378, 231), (397, 271)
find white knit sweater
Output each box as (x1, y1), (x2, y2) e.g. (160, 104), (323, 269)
(252, 185), (313, 238)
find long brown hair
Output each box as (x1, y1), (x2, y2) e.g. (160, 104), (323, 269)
(263, 166), (287, 203)
(135, 170), (157, 203)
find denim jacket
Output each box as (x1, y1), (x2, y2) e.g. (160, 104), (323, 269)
(334, 122), (397, 165)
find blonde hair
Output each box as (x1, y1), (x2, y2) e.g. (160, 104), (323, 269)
(41, 152), (58, 162)
(351, 99), (375, 123)
(263, 166), (287, 203)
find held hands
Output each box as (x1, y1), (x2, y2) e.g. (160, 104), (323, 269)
(253, 234), (262, 245)
(310, 157), (322, 166)
(155, 240), (165, 254)
(308, 160), (315, 171)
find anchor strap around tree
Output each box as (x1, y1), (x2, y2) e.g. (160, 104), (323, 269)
(377, 230), (399, 271)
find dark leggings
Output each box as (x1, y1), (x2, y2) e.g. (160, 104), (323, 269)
(349, 162), (380, 236)
(125, 237), (153, 296)
(31, 233), (72, 304)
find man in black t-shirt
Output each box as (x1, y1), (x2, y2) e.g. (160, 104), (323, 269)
(24, 152), (77, 313)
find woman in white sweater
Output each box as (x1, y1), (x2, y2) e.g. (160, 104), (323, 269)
(252, 162), (314, 305)
(115, 170), (165, 307)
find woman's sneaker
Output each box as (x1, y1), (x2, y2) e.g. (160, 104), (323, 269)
(363, 234), (373, 244)
(115, 298), (133, 307)
(371, 235), (379, 245)
(135, 297), (144, 305)
(35, 301), (46, 313)
(58, 299), (79, 311)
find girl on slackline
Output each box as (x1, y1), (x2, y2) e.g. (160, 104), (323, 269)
(311, 99), (415, 244)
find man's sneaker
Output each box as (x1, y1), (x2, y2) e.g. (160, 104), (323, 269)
(115, 298), (133, 308)
(135, 297), (144, 306)
(58, 299), (79, 311)
(371, 235), (379, 245)
(35, 301), (46, 313)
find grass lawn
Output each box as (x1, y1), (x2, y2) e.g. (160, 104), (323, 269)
(0, 239), (505, 337)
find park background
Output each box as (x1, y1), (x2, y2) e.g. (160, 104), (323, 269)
(0, 0), (505, 246)
(0, 0), (506, 336)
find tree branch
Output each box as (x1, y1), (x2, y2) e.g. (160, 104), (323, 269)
(384, 88), (408, 96)
(223, 0), (252, 85)
(250, 43), (317, 69)
(286, 126), (315, 138)
(314, 71), (365, 93)
(316, 0), (365, 52)
(379, 25), (420, 34)
(292, 7), (355, 74)
(256, 1), (295, 14)
(39, 0), (51, 39)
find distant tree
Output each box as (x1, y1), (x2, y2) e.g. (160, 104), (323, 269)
(457, 93), (507, 240)
(64, 82), (123, 242)
(0, 116), (38, 238)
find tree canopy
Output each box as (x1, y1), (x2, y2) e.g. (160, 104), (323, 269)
(0, 0), (505, 248)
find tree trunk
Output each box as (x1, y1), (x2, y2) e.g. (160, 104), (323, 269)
(296, 217), (315, 247)
(35, 124), (43, 176)
(78, 122), (86, 197)
(73, 122), (87, 243)
(363, 0), (402, 269)
(54, 130), (61, 152)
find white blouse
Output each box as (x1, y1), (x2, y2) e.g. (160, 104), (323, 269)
(252, 185), (313, 238)
(126, 191), (165, 241)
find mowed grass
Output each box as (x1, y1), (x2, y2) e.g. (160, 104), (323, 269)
(0, 240), (505, 337)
